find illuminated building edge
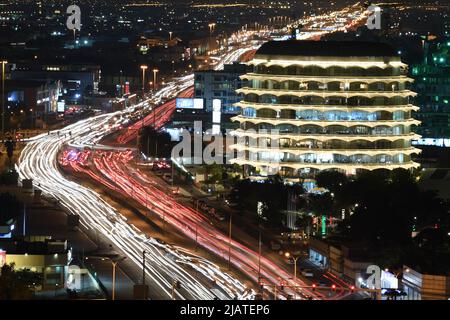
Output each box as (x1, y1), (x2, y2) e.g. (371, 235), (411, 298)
(231, 43), (422, 176)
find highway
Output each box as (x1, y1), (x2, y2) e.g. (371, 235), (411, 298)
(16, 39), (261, 299)
(17, 3), (371, 300)
(18, 115), (255, 300)
(62, 148), (327, 300)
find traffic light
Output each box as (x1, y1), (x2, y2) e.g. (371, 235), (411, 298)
(350, 286), (355, 293)
(280, 285), (284, 291)
(312, 284), (316, 291)
(174, 280), (181, 289)
(331, 284), (336, 291)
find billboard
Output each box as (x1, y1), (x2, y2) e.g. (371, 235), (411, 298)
(57, 100), (66, 113)
(176, 98), (204, 109)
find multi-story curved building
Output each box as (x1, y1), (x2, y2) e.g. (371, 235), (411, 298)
(230, 40), (421, 177)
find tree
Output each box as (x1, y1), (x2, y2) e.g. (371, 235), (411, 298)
(0, 263), (41, 300)
(315, 170), (349, 193)
(140, 127), (173, 158)
(334, 169), (449, 248)
(230, 176), (305, 227)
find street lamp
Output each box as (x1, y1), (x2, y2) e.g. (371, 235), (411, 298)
(152, 69), (159, 91)
(140, 65), (148, 95)
(111, 257), (126, 300)
(1, 60), (7, 135)
(85, 255), (126, 300)
(228, 212), (233, 270)
(285, 252), (301, 281)
(208, 23), (216, 35)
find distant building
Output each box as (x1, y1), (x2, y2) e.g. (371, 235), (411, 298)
(309, 237), (401, 298)
(4, 79), (61, 114)
(402, 265), (450, 300)
(0, 237), (70, 291)
(230, 40), (421, 178)
(412, 37), (450, 145)
(10, 63), (101, 104)
(194, 62), (248, 114)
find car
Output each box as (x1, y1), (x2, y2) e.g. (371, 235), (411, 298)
(301, 269), (314, 277)
(270, 242), (281, 250)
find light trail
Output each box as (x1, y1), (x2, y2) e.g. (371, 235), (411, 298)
(17, 3), (366, 300)
(62, 148), (327, 300)
(18, 116), (253, 300)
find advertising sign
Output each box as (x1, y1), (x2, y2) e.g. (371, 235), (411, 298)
(176, 98), (204, 109)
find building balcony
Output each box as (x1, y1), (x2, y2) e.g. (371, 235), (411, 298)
(230, 158), (421, 171)
(236, 87), (418, 98)
(232, 115), (421, 128)
(235, 101), (420, 113)
(231, 129), (421, 143)
(229, 144), (422, 157)
(240, 73), (414, 84)
(247, 58), (407, 69)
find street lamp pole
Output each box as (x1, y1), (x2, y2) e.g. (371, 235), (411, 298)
(285, 252), (300, 281)
(257, 229), (261, 281)
(140, 65), (148, 96)
(152, 69), (158, 92)
(112, 261), (118, 300)
(1, 60), (7, 136)
(85, 255), (125, 300)
(142, 250), (147, 285)
(195, 225), (198, 251)
(228, 212), (232, 270)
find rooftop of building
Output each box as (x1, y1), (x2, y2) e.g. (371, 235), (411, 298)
(195, 62), (248, 74)
(0, 238), (68, 255)
(4, 79), (49, 89)
(255, 40), (400, 58)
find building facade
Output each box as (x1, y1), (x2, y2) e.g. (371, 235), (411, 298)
(230, 40), (421, 177)
(0, 237), (70, 291)
(194, 62), (248, 114)
(412, 37), (450, 145)
(402, 265), (450, 300)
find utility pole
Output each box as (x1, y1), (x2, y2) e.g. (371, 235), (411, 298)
(257, 229), (261, 282)
(142, 250), (146, 285)
(228, 212), (232, 270)
(195, 225), (198, 251)
(1, 60), (7, 136)
(171, 161), (174, 189)
(112, 261), (118, 300)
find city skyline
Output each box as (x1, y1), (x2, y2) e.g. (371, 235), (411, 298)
(0, 0), (449, 310)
